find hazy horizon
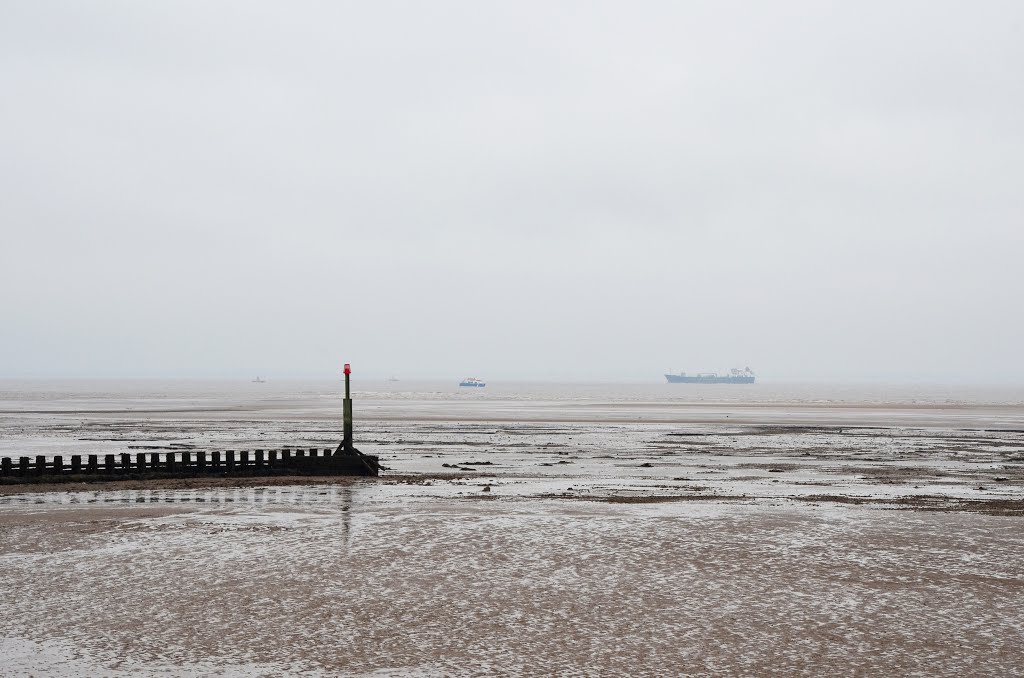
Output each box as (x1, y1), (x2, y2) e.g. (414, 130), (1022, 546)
(4, 374), (1024, 390)
(3, 2), (1022, 383)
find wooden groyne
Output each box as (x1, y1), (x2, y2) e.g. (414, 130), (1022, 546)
(2, 364), (380, 485)
(0, 448), (379, 484)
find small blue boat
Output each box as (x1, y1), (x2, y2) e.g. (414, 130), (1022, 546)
(459, 377), (486, 387)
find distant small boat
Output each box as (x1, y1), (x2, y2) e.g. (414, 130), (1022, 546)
(459, 377), (486, 388)
(252, 377), (266, 383)
(385, 376), (399, 382)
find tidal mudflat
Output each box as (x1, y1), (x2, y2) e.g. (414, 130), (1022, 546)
(2, 380), (1023, 675)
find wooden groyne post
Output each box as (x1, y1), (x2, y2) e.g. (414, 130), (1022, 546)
(342, 362), (355, 453)
(333, 362), (379, 474)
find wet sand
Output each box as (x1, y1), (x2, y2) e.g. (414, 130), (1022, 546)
(2, 380), (1024, 675)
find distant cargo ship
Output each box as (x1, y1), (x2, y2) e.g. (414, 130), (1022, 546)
(665, 367), (755, 384)
(459, 377), (486, 387)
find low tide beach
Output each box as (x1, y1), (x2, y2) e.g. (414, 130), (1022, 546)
(2, 380), (1023, 676)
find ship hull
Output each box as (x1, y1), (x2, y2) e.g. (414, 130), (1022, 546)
(665, 374), (754, 384)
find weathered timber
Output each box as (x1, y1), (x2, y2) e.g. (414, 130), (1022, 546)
(0, 447), (378, 485)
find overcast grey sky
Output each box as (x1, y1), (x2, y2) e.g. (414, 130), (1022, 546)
(1, 1), (1022, 382)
